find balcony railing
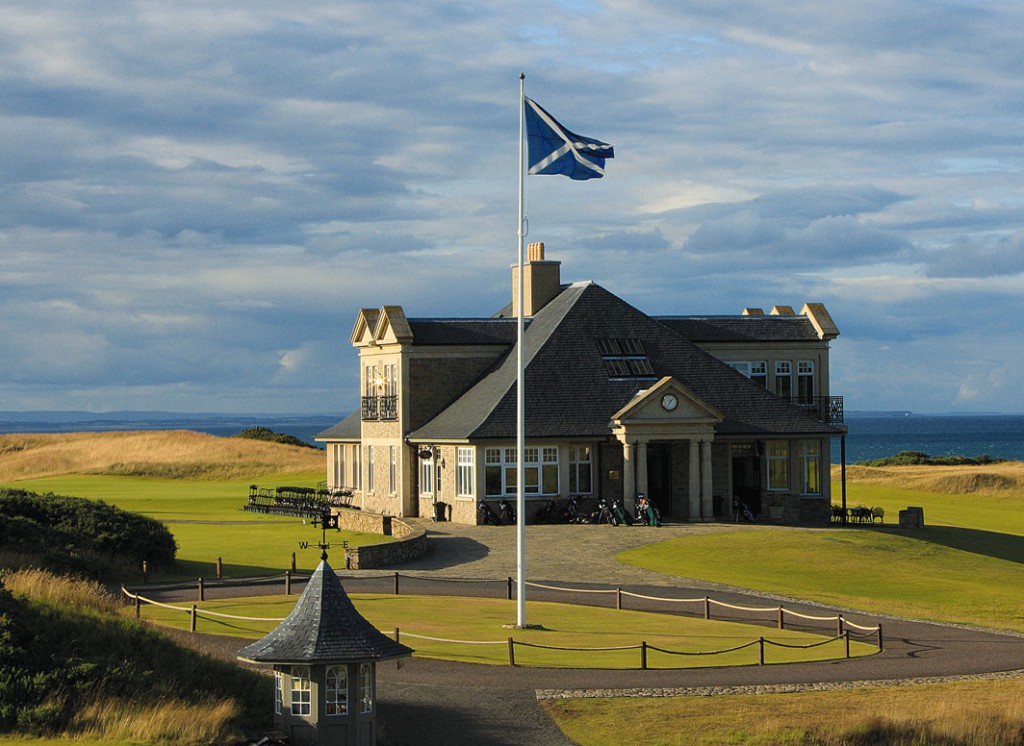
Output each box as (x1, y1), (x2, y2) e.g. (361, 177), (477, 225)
(791, 396), (844, 426)
(361, 395), (398, 422)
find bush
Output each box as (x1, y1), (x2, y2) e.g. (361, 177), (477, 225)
(0, 490), (177, 575)
(233, 426), (316, 449)
(856, 451), (1007, 467)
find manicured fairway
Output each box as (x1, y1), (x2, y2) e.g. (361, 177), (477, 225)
(135, 593), (876, 669)
(7, 473), (388, 578)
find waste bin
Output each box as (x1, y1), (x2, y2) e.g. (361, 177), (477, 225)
(433, 501), (448, 522)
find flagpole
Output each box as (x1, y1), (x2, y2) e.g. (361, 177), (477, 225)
(515, 72), (527, 628)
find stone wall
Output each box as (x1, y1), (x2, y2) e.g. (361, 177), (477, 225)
(332, 507), (428, 569)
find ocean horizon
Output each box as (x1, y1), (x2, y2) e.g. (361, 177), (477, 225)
(1, 411), (1022, 464)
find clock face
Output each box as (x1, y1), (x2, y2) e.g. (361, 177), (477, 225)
(661, 394), (678, 411)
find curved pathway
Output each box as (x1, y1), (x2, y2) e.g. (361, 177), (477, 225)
(146, 520), (1024, 746)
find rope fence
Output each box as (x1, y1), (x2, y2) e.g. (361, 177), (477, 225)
(120, 570), (884, 665)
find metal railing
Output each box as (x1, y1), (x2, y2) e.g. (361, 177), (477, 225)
(791, 396), (844, 425)
(361, 395), (398, 421)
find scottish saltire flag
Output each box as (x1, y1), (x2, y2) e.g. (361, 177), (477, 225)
(524, 97), (614, 180)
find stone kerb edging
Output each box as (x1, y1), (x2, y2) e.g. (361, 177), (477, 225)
(332, 507), (428, 570)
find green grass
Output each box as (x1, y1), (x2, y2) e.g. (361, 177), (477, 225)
(4, 473), (388, 579)
(136, 593), (875, 669)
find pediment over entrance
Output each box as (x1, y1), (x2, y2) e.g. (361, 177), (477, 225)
(610, 376), (722, 426)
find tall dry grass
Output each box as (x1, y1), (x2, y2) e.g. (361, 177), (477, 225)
(835, 461), (1024, 496)
(2, 567), (120, 614)
(70, 695), (241, 745)
(0, 430), (324, 482)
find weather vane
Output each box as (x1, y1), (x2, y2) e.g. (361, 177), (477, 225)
(299, 507), (348, 561)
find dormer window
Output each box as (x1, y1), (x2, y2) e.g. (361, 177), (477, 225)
(597, 338), (656, 380)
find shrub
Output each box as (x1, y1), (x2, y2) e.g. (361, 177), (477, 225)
(857, 450), (1007, 467)
(234, 426), (316, 449)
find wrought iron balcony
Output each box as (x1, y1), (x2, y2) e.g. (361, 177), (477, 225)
(361, 395), (398, 422)
(791, 396), (844, 425)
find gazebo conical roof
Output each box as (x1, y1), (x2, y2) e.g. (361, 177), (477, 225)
(237, 559), (413, 665)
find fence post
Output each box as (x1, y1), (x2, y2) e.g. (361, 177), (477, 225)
(837, 614), (844, 637)
(844, 630), (851, 659)
(877, 624), (884, 652)
(285, 571), (292, 595)
(291, 552), (297, 572)
(507, 576), (513, 601)
(758, 637), (765, 665)
(394, 572), (400, 595)
(777, 605), (784, 630)
(641, 641), (647, 670)
(134, 591), (141, 618)
(508, 637), (516, 667)
(216, 557), (222, 580)
(198, 577), (205, 602)
(190, 604), (197, 632)
(394, 627), (400, 645)
(704, 596), (710, 620)
(616, 588), (622, 611)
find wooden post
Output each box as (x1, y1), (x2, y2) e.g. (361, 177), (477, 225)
(640, 641), (647, 670)
(844, 631), (851, 659)
(190, 604), (197, 632)
(285, 571), (292, 595)
(291, 552), (297, 572)
(758, 637), (765, 665)
(877, 624), (884, 652)
(704, 596), (710, 620)
(837, 614), (844, 637)
(394, 571), (400, 595)
(616, 588), (622, 610)
(216, 557), (222, 579)
(134, 591), (141, 618)
(507, 637), (516, 667)
(198, 577), (204, 602)
(394, 627), (400, 645)
(777, 605), (784, 630)
(507, 576), (513, 600)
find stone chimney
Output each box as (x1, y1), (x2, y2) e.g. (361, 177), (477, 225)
(512, 242), (562, 317)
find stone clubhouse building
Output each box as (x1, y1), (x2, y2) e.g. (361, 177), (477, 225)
(317, 243), (845, 525)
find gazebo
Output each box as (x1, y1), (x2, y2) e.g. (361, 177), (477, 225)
(237, 557), (412, 746)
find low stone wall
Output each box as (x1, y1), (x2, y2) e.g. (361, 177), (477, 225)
(332, 507), (428, 570)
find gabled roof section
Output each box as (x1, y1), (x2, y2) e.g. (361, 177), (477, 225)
(316, 410), (360, 441)
(610, 376), (723, 424)
(237, 560), (412, 665)
(375, 305), (413, 344)
(657, 315), (822, 343)
(350, 308), (381, 347)
(406, 318), (519, 346)
(410, 282), (839, 441)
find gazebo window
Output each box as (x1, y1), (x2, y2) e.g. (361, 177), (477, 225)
(325, 666), (348, 716)
(359, 663), (374, 713)
(290, 666), (311, 716)
(274, 670), (282, 715)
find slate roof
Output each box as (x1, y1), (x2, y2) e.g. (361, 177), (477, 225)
(406, 318), (519, 346)
(236, 560), (412, 665)
(316, 409), (360, 441)
(410, 282), (841, 441)
(657, 315), (822, 343)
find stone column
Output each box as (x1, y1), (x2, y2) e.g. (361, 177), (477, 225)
(622, 440), (635, 510)
(701, 440), (714, 521)
(688, 440), (701, 522)
(636, 439), (649, 503)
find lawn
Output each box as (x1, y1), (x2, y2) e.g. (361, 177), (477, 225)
(135, 593), (876, 669)
(7, 473), (388, 578)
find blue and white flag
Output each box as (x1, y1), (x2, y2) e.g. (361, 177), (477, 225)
(524, 97), (614, 181)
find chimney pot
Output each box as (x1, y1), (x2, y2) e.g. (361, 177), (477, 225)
(527, 242), (545, 262)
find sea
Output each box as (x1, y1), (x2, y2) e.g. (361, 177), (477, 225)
(0, 411), (1022, 464)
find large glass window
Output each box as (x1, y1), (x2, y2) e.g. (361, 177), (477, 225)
(290, 666), (311, 716)
(367, 446), (375, 492)
(797, 360), (815, 403)
(274, 670), (282, 715)
(766, 441), (789, 491)
(483, 447), (559, 496)
(353, 445), (361, 490)
(332, 444), (345, 489)
(420, 454), (434, 497)
(325, 666), (348, 716)
(389, 446), (397, 494)
(568, 446), (592, 494)
(775, 361), (792, 399)
(728, 361), (768, 388)
(359, 663), (374, 714)
(800, 440), (822, 495)
(457, 448), (474, 497)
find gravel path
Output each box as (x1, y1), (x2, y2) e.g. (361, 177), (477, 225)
(145, 519), (1024, 746)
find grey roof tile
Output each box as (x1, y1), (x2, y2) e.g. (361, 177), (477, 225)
(236, 560), (412, 664)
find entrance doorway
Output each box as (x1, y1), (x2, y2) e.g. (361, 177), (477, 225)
(731, 443), (763, 518)
(646, 443), (673, 517)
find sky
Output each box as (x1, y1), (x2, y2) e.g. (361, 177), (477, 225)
(1, 0), (1023, 416)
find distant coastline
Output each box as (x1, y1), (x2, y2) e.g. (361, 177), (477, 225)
(1, 410), (1021, 462)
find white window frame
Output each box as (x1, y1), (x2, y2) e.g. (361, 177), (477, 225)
(274, 670), (282, 715)
(353, 445), (361, 490)
(775, 361), (793, 399)
(797, 360), (815, 403)
(800, 440), (822, 495)
(389, 446), (397, 494)
(766, 441), (789, 491)
(325, 665), (348, 716)
(568, 446), (592, 495)
(367, 446), (375, 493)
(290, 665), (311, 716)
(420, 454), (434, 497)
(456, 447), (474, 497)
(359, 663), (374, 714)
(483, 446), (559, 497)
(332, 444), (344, 489)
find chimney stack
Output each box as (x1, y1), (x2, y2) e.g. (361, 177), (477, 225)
(512, 242), (562, 317)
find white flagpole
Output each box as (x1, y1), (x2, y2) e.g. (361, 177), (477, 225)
(516, 72), (527, 628)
